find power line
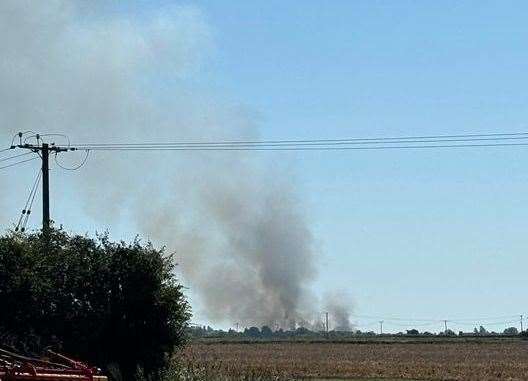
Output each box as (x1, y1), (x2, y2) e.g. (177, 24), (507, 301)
(23, 133), (71, 148)
(10, 131), (37, 147)
(21, 172), (41, 232)
(350, 314), (521, 323)
(69, 130), (528, 151)
(354, 318), (522, 331)
(15, 169), (42, 232)
(54, 149), (90, 171)
(451, 320), (520, 327)
(73, 137), (528, 148)
(0, 156), (38, 170)
(351, 314), (443, 322)
(447, 315), (521, 322)
(4, 129), (528, 233)
(0, 151), (33, 163)
(384, 321), (440, 328)
(70, 142), (528, 151)
(6, 130), (528, 159)
(73, 131), (528, 147)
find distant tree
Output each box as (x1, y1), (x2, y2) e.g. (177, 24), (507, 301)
(445, 329), (456, 336)
(295, 327), (311, 335)
(503, 327), (519, 335)
(406, 329), (419, 335)
(479, 326), (488, 335)
(245, 326), (261, 337)
(0, 228), (190, 381)
(260, 325), (273, 337)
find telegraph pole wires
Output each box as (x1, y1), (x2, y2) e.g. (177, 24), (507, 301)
(72, 130), (528, 152)
(4, 128), (528, 233)
(8, 132), (73, 235)
(15, 168), (42, 232)
(0, 149), (38, 170)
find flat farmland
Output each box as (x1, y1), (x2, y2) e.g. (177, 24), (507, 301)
(181, 339), (528, 380)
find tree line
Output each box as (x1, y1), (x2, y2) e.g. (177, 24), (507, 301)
(189, 325), (524, 339)
(0, 228), (190, 380)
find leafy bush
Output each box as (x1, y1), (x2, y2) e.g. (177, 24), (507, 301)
(0, 228), (190, 380)
(503, 327), (519, 335)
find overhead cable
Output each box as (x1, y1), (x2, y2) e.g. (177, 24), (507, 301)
(0, 156), (38, 171)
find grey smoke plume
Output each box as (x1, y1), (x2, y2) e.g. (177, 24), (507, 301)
(139, 173), (318, 327)
(325, 292), (354, 331)
(0, 1), (350, 327)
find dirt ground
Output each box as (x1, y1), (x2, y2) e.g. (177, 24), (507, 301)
(183, 340), (528, 380)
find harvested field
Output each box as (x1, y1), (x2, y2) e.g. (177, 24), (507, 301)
(181, 340), (528, 380)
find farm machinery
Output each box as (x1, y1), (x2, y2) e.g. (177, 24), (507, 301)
(0, 349), (107, 381)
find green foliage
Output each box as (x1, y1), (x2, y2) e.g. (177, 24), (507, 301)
(260, 326), (273, 337)
(503, 327), (519, 335)
(243, 327), (261, 338)
(0, 228), (190, 380)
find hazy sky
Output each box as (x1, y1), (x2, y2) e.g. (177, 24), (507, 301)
(1, 1), (527, 333)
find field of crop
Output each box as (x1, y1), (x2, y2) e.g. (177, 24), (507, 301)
(179, 339), (528, 380)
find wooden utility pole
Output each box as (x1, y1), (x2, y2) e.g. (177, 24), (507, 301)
(41, 143), (50, 233)
(13, 135), (70, 234)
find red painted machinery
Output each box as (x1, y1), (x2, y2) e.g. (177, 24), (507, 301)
(0, 349), (107, 381)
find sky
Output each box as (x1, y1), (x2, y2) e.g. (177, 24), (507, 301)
(1, 1), (527, 333)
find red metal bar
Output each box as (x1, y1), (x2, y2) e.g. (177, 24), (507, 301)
(0, 349), (107, 381)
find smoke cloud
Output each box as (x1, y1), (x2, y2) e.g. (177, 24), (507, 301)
(325, 291), (354, 331)
(0, 1), (351, 328)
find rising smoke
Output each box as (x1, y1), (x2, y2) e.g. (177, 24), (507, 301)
(325, 291), (354, 331)
(0, 1), (351, 329)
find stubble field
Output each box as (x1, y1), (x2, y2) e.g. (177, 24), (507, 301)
(180, 339), (528, 380)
